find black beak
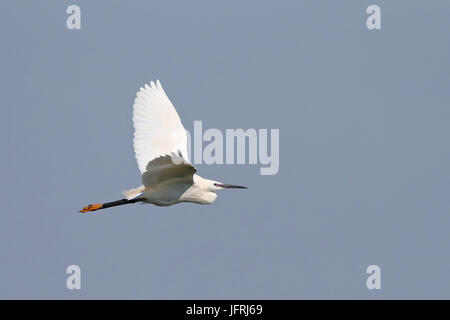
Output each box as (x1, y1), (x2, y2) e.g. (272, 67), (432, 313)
(217, 183), (248, 189)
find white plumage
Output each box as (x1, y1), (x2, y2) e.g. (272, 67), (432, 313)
(133, 80), (189, 174)
(80, 80), (246, 213)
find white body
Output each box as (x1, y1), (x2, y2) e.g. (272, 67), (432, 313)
(141, 174), (218, 206)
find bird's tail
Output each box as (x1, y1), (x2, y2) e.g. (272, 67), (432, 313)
(122, 185), (146, 200)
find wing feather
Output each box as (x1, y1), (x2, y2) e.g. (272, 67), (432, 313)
(132, 80), (190, 175)
(141, 153), (196, 187)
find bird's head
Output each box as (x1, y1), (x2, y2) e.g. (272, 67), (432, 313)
(195, 177), (248, 204)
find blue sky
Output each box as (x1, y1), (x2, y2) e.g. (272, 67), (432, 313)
(0, 0), (449, 299)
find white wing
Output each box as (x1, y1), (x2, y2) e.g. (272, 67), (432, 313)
(141, 153), (196, 187)
(132, 80), (189, 175)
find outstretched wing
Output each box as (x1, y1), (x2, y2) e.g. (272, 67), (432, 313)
(132, 80), (190, 175)
(141, 153), (196, 187)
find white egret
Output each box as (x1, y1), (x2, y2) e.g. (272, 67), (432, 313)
(80, 80), (246, 213)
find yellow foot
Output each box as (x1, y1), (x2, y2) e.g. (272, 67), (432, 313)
(80, 203), (103, 213)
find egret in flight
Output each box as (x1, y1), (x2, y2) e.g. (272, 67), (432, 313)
(80, 80), (246, 213)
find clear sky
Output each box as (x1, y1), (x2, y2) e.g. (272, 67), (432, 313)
(1, 0), (449, 299)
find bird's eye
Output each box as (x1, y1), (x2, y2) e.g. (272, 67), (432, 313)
(214, 183), (219, 187)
